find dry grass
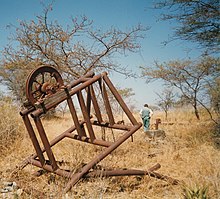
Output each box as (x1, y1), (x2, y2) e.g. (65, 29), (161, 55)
(0, 100), (24, 155)
(0, 105), (220, 199)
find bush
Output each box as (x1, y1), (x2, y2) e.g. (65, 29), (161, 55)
(212, 123), (220, 149)
(182, 185), (210, 199)
(0, 99), (24, 154)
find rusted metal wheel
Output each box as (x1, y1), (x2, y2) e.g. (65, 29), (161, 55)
(26, 66), (64, 105)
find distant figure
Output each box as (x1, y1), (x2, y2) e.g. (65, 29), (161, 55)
(140, 104), (153, 132)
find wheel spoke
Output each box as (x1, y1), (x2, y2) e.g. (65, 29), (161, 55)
(31, 89), (40, 94)
(26, 66), (64, 105)
(34, 79), (42, 86)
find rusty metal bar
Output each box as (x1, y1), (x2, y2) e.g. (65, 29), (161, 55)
(18, 67), (153, 194)
(20, 106), (35, 117)
(20, 120), (87, 171)
(84, 164), (178, 185)
(20, 121), (110, 172)
(102, 82), (115, 125)
(31, 73), (102, 118)
(65, 133), (112, 147)
(80, 124), (87, 137)
(29, 159), (71, 178)
(34, 117), (58, 171)
(77, 90), (96, 141)
(102, 72), (138, 125)
(64, 123), (141, 193)
(147, 171), (179, 185)
(22, 115), (45, 166)
(80, 77), (93, 82)
(67, 98), (86, 137)
(65, 88), (86, 137)
(28, 160), (172, 186)
(86, 86), (91, 117)
(85, 163), (161, 177)
(91, 120), (132, 131)
(68, 72), (94, 88)
(90, 85), (103, 123)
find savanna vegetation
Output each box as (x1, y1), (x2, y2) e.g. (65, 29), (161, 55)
(0, 0), (219, 198)
(0, 103), (219, 198)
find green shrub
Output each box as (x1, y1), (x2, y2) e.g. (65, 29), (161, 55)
(182, 185), (210, 199)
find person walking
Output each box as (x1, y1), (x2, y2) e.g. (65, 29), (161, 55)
(140, 104), (153, 132)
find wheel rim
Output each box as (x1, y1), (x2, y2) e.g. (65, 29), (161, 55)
(26, 66), (64, 105)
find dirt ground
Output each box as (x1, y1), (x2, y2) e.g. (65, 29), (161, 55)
(0, 110), (220, 199)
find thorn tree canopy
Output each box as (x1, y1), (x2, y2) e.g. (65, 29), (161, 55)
(141, 56), (220, 121)
(155, 0), (220, 53)
(0, 5), (147, 102)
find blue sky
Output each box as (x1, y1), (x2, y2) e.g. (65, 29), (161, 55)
(0, 0), (202, 109)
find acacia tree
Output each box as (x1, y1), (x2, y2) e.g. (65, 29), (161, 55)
(142, 56), (220, 121)
(106, 86), (135, 116)
(156, 88), (175, 120)
(155, 0), (220, 53)
(117, 87), (135, 113)
(207, 77), (220, 117)
(0, 6), (146, 102)
(151, 0), (220, 125)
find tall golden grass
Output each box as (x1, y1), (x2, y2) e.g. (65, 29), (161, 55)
(0, 100), (24, 154)
(0, 103), (219, 198)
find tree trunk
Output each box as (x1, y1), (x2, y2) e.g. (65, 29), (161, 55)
(193, 105), (200, 120)
(165, 110), (168, 121)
